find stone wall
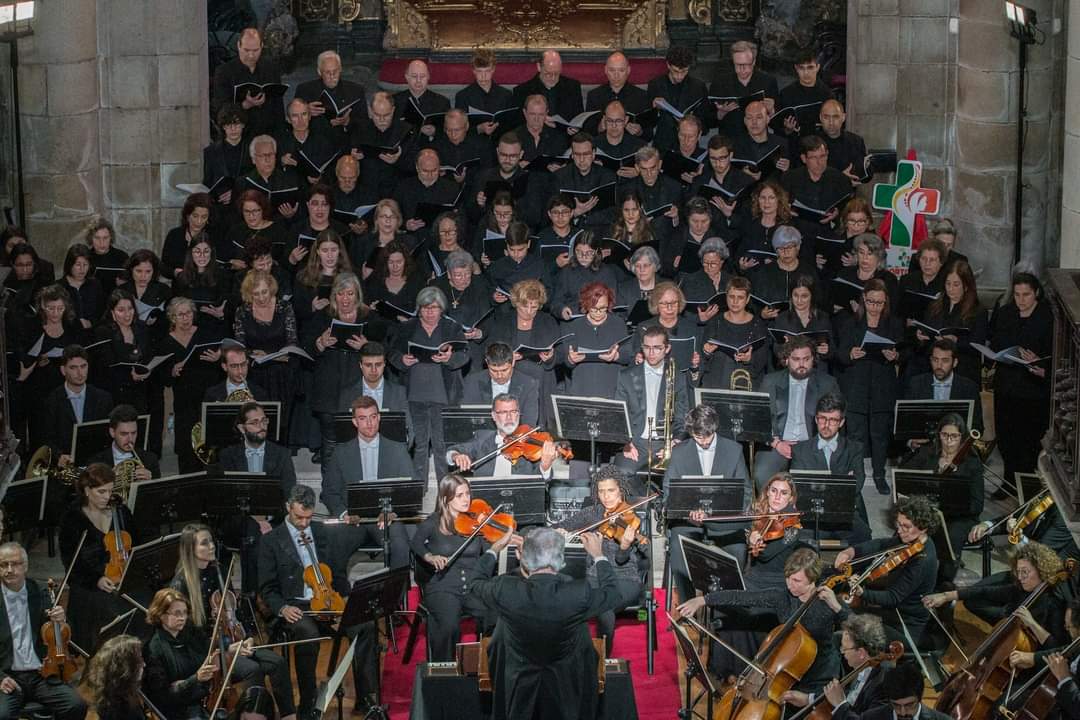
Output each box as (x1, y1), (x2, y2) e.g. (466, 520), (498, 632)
(847, 0), (1066, 285)
(13, 0), (208, 266)
(1061, 0), (1080, 267)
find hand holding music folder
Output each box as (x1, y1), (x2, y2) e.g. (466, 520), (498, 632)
(233, 81), (289, 103)
(705, 336), (768, 357)
(329, 319), (367, 344)
(515, 333), (573, 362)
(684, 291), (725, 311)
(408, 340), (468, 362)
(856, 150), (898, 183)
(909, 320), (971, 338)
(549, 110), (601, 131)
(320, 88), (363, 118)
(708, 89), (766, 111)
(466, 105), (522, 125)
(859, 330), (897, 355)
(560, 181), (619, 213)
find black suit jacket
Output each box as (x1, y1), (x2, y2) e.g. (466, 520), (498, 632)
(320, 437), (413, 517)
(336, 378), (408, 415)
(0, 579), (48, 675)
(836, 702), (952, 720)
(218, 441), (297, 494)
(760, 369), (840, 440)
(830, 665), (890, 718)
(903, 371), (983, 432)
(663, 435), (751, 503)
(87, 447), (161, 479)
(37, 383), (114, 456)
(257, 521), (356, 616)
(790, 434), (865, 487)
(461, 370), (540, 427)
(467, 551), (622, 720)
(202, 381), (268, 403)
(615, 362), (689, 446)
(447, 430), (547, 478)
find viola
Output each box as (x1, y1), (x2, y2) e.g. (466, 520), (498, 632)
(1009, 492), (1055, 544)
(749, 508), (803, 557)
(103, 500), (131, 586)
(935, 559), (1078, 720)
(297, 533), (345, 613)
(40, 579), (77, 682)
(499, 424), (573, 464)
(454, 498), (517, 544)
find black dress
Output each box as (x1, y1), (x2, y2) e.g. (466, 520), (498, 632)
(484, 312), (563, 426)
(233, 301), (300, 436)
(59, 502), (136, 652)
(563, 314), (632, 398)
(59, 276), (105, 329)
(91, 322), (153, 413)
(173, 271), (233, 341)
(700, 314), (771, 389)
(157, 326), (226, 473)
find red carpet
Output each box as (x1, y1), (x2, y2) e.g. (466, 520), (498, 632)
(382, 588), (681, 719)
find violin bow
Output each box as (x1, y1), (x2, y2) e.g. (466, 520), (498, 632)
(675, 612), (768, 678)
(470, 427), (543, 467)
(138, 689), (169, 720)
(924, 606), (970, 664)
(206, 643), (243, 720)
(895, 609), (938, 687)
(438, 502), (511, 575)
(52, 530), (87, 610)
(250, 636), (330, 651)
(565, 494), (659, 540)
(203, 554), (238, 666)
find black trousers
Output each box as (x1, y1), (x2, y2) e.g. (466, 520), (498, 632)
(995, 393), (1050, 489)
(595, 578), (644, 657)
(283, 614), (377, 712)
(0, 671), (87, 720)
(317, 412), (340, 464)
(846, 410), (891, 482)
(350, 521), (411, 571)
(422, 589), (492, 662)
(410, 401), (446, 483)
(232, 649), (295, 716)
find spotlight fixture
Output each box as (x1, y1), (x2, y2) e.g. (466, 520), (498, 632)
(1004, 1), (1038, 42)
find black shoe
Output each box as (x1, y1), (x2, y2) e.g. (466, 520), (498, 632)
(311, 449), (322, 465)
(874, 477), (890, 495)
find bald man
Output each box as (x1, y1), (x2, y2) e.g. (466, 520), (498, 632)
(512, 50), (584, 127)
(211, 28), (284, 135)
(816, 99), (868, 184)
(428, 109), (493, 183)
(732, 100), (790, 181)
(393, 60), (451, 138)
(349, 91), (417, 199)
(394, 148), (462, 239)
(295, 50), (367, 151)
(277, 98), (340, 188)
(586, 52), (650, 137)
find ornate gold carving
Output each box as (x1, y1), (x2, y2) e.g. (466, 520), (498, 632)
(338, 0), (363, 21)
(687, 0), (710, 26)
(622, 0), (667, 47)
(298, 0), (333, 21)
(717, 0), (752, 22)
(383, 0), (432, 49)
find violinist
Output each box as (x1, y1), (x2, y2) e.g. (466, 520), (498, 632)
(85, 635), (144, 720)
(170, 525), (295, 720)
(899, 412), (981, 582)
(256, 484), (378, 718)
(676, 548), (847, 693)
(782, 613), (890, 715)
(0, 542), (87, 720)
(825, 662), (949, 720)
(833, 495), (939, 646)
(551, 465), (648, 655)
(58, 463), (135, 654)
(741, 473), (807, 586)
(447, 394), (557, 479)
(923, 542), (1069, 662)
(409, 474), (498, 661)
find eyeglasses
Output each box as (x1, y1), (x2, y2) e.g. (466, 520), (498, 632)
(863, 298), (886, 306)
(657, 300), (679, 307)
(939, 432), (962, 441)
(245, 418), (270, 428)
(816, 415), (843, 426)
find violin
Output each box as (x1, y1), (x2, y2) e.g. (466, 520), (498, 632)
(453, 498), (517, 544)
(40, 579), (77, 682)
(935, 559), (1078, 720)
(566, 495), (658, 547)
(103, 499), (132, 586)
(297, 533), (345, 613)
(498, 424), (573, 464)
(1009, 492), (1055, 544)
(789, 641), (904, 720)
(749, 509), (803, 557)
(210, 562), (245, 645)
(844, 540), (925, 607)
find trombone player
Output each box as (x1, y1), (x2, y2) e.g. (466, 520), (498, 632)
(614, 326), (689, 495)
(86, 405), (160, 484)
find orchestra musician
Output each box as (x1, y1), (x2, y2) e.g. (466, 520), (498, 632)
(0, 542), (87, 720)
(467, 526), (624, 720)
(898, 413), (982, 582)
(676, 547), (845, 692)
(409, 474), (497, 661)
(551, 465), (648, 655)
(782, 613), (891, 714)
(38, 344), (114, 466)
(447, 393), (557, 479)
(664, 404), (750, 605)
(1046, 600), (1080, 720)
(170, 525), (295, 720)
(461, 342), (541, 428)
(84, 634), (145, 720)
(256, 484), (379, 718)
(923, 541), (1069, 662)
(203, 344), (267, 403)
(85, 404), (160, 480)
(901, 338), (983, 436)
(833, 495), (940, 647)
(336, 342), (410, 418)
(58, 463), (137, 654)
(825, 662), (949, 720)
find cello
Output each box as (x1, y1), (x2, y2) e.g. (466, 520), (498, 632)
(714, 571), (849, 720)
(935, 559), (1078, 720)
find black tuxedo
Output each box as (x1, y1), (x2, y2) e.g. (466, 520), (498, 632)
(461, 370), (540, 427)
(830, 665), (888, 718)
(903, 371), (983, 433)
(218, 441), (297, 493)
(467, 551), (623, 720)
(319, 437), (413, 518)
(753, 369), (841, 487)
(203, 381), (268, 403)
(86, 447), (161, 479)
(512, 74), (584, 125)
(447, 429), (550, 479)
(36, 384), (113, 457)
(0, 579), (48, 672)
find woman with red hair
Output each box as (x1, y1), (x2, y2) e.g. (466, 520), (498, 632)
(564, 281), (632, 397)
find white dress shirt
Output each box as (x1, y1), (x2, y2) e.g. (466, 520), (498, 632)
(642, 362), (664, 440)
(285, 521), (316, 601)
(359, 436), (380, 481)
(2, 583), (41, 671)
(65, 384), (86, 424)
(491, 379), (511, 399)
(932, 373), (954, 401)
(782, 377), (810, 442)
(696, 436), (717, 475)
(362, 378), (385, 409)
(226, 380), (249, 397)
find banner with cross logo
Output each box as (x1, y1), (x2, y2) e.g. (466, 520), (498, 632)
(872, 159), (940, 271)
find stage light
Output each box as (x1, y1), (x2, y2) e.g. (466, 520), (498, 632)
(0, 1), (34, 28)
(1005, 1), (1037, 41)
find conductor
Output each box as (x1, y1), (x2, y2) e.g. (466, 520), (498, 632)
(468, 527), (624, 720)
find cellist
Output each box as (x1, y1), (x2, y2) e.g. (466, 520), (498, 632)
(0, 542), (87, 720)
(676, 547), (847, 693)
(832, 495), (939, 647)
(169, 524), (295, 720)
(256, 484), (379, 718)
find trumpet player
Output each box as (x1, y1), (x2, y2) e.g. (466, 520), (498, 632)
(614, 326), (689, 495)
(37, 345), (114, 467)
(87, 405), (159, 481)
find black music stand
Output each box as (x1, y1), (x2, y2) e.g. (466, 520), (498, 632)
(664, 477), (745, 521)
(0, 475), (46, 537)
(681, 536), (745, 595)
(201, 471), (285, 519)
(790, 472), (858, 551)
(694, 389), (772, 443)
(332, 411), (408, 445)
(891, 469), (974, 514)
(469, 476), (547, 526)
(441, 405), (495, 446)
(71, 414), (150, 465)
(346, 479), (424, 568)
(126, 471), (210, 539)
(326, 567), (412, 720)
(97, 608), (140, 653)
(117, 532), (181, 608)
(550, 395), (630, 472)
(202, 401), (282, 447)
(669, 613), (717, 720)
(893, 400), (973, 441)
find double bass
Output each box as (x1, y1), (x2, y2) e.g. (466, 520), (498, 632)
(935, 559), (1077, 720)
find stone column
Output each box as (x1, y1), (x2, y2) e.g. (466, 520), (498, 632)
(15, 0), (208, 265)
(1061, 0), (1080, 267)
